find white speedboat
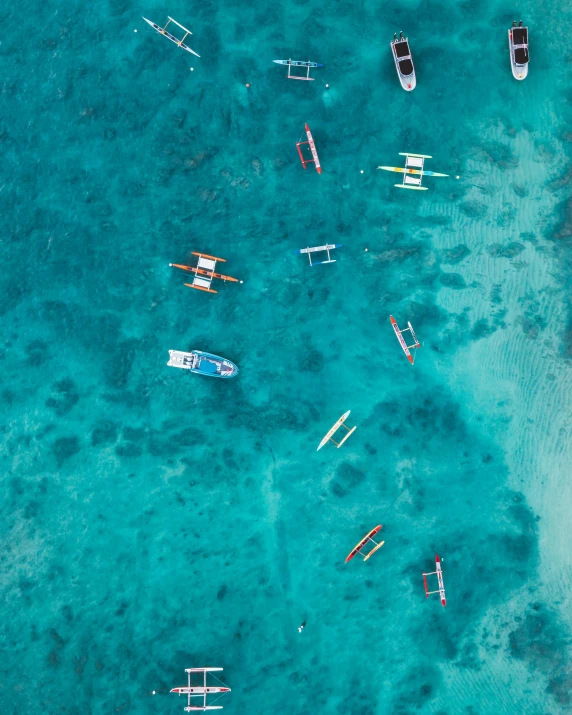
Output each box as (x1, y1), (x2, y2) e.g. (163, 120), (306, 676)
(391, 32), (416, 91)
(508, 21), (529, 80)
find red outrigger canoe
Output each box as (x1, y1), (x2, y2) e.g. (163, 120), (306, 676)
(345, 525), (384, 563)
(296, 123), (322, 174)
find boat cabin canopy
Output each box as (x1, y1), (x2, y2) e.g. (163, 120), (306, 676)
(198, 359), (217, 374)
(514, 47), (529, 64)
(399, 59), (414, 76)
(394, 40), (410, 58)
(512, 27), (528, 45)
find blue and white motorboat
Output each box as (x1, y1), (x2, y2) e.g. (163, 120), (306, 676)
(167, 350), (238, 378)
(142, 16), (200, 58)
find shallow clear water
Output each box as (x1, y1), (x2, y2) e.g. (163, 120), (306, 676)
(2, 0), (572, 712)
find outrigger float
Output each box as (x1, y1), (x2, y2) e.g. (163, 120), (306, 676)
(171, 667), (231, 711)
(170, 252), (241, 294)
(423, 554), (447, 607)
(142, 16), (200, 58)
(390, 315), (420, 364)
(168, 350), (239, 379)
(293, 243), (341, 266)
(345, 525), (385, 563)
(508, 21), (529, 80)
(379, 154), (449, 191)
(273, 59), (323, 81)
(317, 410), (357, 451)
(391, 32), (416, 91)
(296, 123), (322, 173)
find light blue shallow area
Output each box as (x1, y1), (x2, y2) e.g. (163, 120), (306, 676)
(2, 0), (572, 713)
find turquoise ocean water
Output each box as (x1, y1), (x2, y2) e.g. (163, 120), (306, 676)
(2, 0), (572, 712)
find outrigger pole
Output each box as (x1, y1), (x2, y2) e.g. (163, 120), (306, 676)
(345, 525), (385, 563)
(166, 16), (192, 48)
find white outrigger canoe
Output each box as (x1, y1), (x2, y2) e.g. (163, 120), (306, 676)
(508, 21), (529, 80)
(273, 59), (323, 80)
(391, 32), (416, 91)
(171, 667), (231, 711)
(142, 16), (200, 58)
(317, 410), (357, 451)
(378, 153), (448, 191)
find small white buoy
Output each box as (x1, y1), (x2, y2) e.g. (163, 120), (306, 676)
(190, 68), (194, 72)
(325, 83), (329, 88)
(365, 248), (368, 252)
(246, 83), (250, 88)
(456, 175), (460, 179)
(240, 281), (243, 284)
(134, 29), (138, 33)
(360, 170), (364, 174)
(152, 691), (156, 695)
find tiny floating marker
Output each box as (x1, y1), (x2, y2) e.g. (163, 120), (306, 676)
(360, 170), (364, 174)
(456, 175), (460, 179)
(134, 29), (138, 32)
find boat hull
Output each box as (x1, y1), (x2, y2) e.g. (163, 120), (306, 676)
(378, 166), (448, 177)
(168, 350), (239, 378)
(273, 59), (323, 67)
(390, 315), (414, 363)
